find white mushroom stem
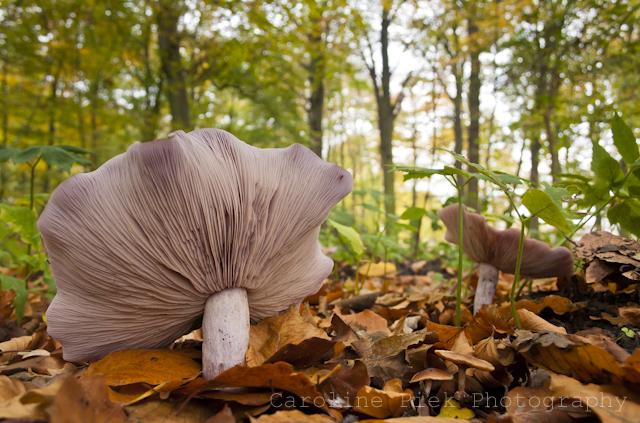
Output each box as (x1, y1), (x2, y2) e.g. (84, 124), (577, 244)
(202, 287), (250, 380)
(473, 263), (500, 315)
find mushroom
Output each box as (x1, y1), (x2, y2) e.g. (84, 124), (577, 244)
(434, 350), (493, 400)
(410, 368), (453, 398)
(37, 128), (353, 380)
(437, 204), (574, 314)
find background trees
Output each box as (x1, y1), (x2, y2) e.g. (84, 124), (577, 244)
(1, 0), (639, 244)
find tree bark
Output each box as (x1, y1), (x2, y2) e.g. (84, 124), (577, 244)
(157, 0), (190, 131)
(307, 52), (325, 158)
(42, 76), (58, 193)
(376, 5), (397, 219)
(466, 16), (481, 212)
(530, 134), (541, 236)
(0, 60), (7, 200)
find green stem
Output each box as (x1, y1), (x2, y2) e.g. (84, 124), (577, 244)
(515, 277), (529, 300)
(456, 186), (464, 327)
(510, 222), (526, 330)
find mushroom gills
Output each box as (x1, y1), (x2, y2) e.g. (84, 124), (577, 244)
(474, 263), (499, 315)
(202, 287), (250, 380)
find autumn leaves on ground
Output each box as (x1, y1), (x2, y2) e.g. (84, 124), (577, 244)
(0, 231), (639, 422)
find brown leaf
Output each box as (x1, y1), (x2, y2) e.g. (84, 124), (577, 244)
(549, 374), (640, 423)
(0, 375), (33, 402)
(265, 337), (336, 369)
(82, 348), (201, 391)
(124, 399), (217, 423)
(502, 295), (575, 317)
(425, 321), (466, 350)
(0, 354), (66, 376)
(337, 308), (391, 336)
(318, 360), (370, 408)
(186, 362), (339, 419)
(49, 375), (126, 423)
(509, 309), (567, 333)
(512, 330), (627, 384)
(250, 410), (334, 423)
(203, 404), (236, 423)
(619, 307), (640, 326)
(352, 383), (413, 418)
(247, 305), (330, 367)
(0, 375), (65, 419)
(0, 335), (33, 364)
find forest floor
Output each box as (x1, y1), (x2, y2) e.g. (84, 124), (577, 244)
(1, 230), (640, 423)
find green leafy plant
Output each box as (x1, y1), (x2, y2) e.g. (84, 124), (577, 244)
(395, 148), (574, 329)
(0, 144), (91, 322)
(556, 113), (640, 238)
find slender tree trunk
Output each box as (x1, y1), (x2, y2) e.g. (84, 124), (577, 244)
(307, 49), (325, 157)
(42, 76), (59, 193)
(89, 77), (101, 169)
(543, 107), (558, 181)
(157, 0), (190, 131)
(466, 16), (481, 212)
(530, 134), (541, 236)
(0, 60), (8, 200)
(378, 6), (396, 219)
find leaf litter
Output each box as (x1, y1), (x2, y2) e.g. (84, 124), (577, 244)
(2, 233), (640, 422)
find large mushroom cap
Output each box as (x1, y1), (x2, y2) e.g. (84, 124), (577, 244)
(38, 129), (353, 363)
(437, 204), (574, 278)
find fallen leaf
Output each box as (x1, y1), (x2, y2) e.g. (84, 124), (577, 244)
(512, 330), (627, 384)
(352, 383), (413, 418)
(250, 409), (334, 423)
(124, 399), (216, 423)
(82, 349), (201, 391)
(203, 404), (235, 423)
(0, 375), (65, 419)
(437, 398), (474, 419)
(247, 304), (330, 367)
(358, 262), (397, 277)
(0, 335), (33, 364)
(509, 309), (567, 333)
(317, 360), (370, 408)
(549, 374), (640, 423)
(49, 375), (126, 423)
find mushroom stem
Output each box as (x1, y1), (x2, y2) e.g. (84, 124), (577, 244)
(473, 263), (499, 315)
(202, 287), (250, 380)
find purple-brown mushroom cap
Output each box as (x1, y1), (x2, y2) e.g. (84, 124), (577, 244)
(38, 129), (353, 363)
(437, 204), (574, 278)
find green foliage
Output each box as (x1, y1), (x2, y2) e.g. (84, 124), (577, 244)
(0, 274), (28, 324)
(327, 219), (364, 258)
(521, 189), (572, 232)
(0, 204), (40, 248)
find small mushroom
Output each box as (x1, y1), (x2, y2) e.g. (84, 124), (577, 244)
(434, 350), (494, 400)
(38, 129), (353, 380)
(437, 204), (574, 314)
(410, 367), (453, 398)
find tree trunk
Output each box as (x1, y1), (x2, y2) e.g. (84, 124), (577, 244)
(378, 6), (396, 219)
(42, 76), (59, 193)
(543, 107), (558, 181)
(89, 77), (101, 169)
(466, 16), (481, 213)
(530, 134), (541, 236)
(157, 0), (190, 131)
(0, 60), (7, 200)
(307, 50), (325, 158)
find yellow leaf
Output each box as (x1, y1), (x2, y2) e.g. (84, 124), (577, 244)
(437, 398), (474, 419)
(81, 349), (201, 390)
(358, 262), (397, 277)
